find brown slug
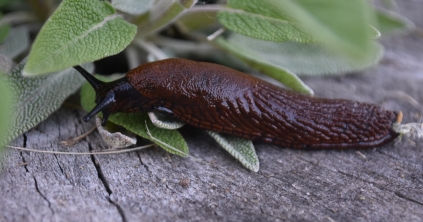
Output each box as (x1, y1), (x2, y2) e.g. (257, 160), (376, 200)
(74, 58), (400, 149)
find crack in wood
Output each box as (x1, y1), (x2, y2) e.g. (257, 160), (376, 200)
(377, 149), (423, 167)
(394, 191), (423, 206)
(54, 154), (65, 175)
(88, 144), (127, 222)
(337, 170), (423, 206)
(33, 176), (54, 215)
(20, 133), (29, 173)
(137, 152), (150, 173)
(23, 133), (27, 148)
(376, 149), (401, 160)
(18, 133), (55, 217)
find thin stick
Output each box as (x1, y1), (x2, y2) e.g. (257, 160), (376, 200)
(6, 144), (155, 155)
(207, 28), (225, 41)
(356, 151), (367, 159)
(60, 126), (97, 146)
(0, 11), (37, 26)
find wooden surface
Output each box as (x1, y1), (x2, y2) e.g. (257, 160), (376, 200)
(1, 2), (423, 222)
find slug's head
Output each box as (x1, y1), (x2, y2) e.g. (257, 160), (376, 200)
(74, 65), (144, 126)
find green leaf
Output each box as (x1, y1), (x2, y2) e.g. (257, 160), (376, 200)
(0, 23), (10, 43)
(23, 0), (137, 76)
(217, 0), (316, 43)
(112, 113), (189, 157)
(207, 131), (259, 172)
(0, 26), (30, 59)
(148, 112), (185, 130)
(218, 33), (384, 76)
(226, 0), (291, 20)
(135, 0), (197, 36)
(176, 7), (219, 32)
(111, 0), (154, 15)
(0, 72), (14, 150)
(80, 77), (189, 157)
(216, 34), (313, 94)
(264, 0), (377, 62)
(3, 60), (93, 144)
(376, 9), (415, 35)
(0, 0), (14, 8)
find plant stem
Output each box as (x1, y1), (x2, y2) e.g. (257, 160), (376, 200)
(185, 4), (226, 14)
(134, 39), (169, 60)
(0, 11), (37, 26)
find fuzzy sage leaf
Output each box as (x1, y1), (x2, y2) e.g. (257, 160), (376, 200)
(0, 23), (10, 43)
(146, 111), (260, 172)
(111, 0), (154, 15)
(3, 60), (93, 144)
(148, 112), (185, 130)
(264, 0), (377, 63)
(23, 0), (137, 76)
(216, 34), (313, 94)
(0, 72), (13, 150)
(217, 0), (316, 43)
(207, 131), (259, 172)
(217, 33), (384, 76)
(135, 0), (197, 36)
(149, 110), (261, 172)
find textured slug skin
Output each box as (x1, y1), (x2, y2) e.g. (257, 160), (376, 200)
(127, 58), (399, 149)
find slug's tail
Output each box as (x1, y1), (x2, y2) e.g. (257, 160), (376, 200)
(73, 65), (112, 126)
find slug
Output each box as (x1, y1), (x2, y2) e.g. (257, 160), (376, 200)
(74, 58), (400, 149)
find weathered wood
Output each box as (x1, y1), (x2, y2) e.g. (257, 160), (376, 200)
(1, 2), (423, 221)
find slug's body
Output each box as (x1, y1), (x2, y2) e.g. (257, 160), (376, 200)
(75, 58), (399, 149)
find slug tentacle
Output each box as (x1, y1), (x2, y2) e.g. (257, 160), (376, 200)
(82, 93), (114, 126)
(73, 65), (104, 91)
